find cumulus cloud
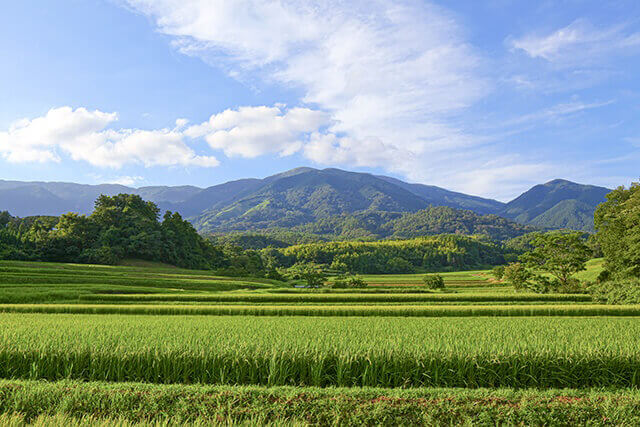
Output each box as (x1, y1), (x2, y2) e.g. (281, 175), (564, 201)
(185, 105), (329, 158)
(510, 19), (640, 65)
(108, 176), (144, 186)
(0, 107), (219, 168)
(119, 0), (552, 197)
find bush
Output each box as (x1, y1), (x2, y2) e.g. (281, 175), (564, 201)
(591, 279), (640, 304)
(492, 266), (505, 280)
(78, 246), (121, 265)
(331, 275), (368, 289)
(423, 274), (445, 289)
(265, 268), (284, 281)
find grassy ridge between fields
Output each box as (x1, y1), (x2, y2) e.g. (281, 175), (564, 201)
(0, 303), (632, 317)
(2, 380), (640, 426)
(78, 292), (592, 303)
(3, 314), (640, 388)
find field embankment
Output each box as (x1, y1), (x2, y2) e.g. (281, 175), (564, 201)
(1, 380), (639, 426)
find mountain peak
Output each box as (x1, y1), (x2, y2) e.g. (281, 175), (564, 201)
(501, 179), (611, 231)
(0, 167), (611, 232)
(544, 178), (576, 186)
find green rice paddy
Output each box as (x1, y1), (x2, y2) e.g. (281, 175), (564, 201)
(1, 258), (635, 425)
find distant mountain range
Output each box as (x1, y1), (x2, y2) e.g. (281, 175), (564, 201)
(0, 167), (612, 232)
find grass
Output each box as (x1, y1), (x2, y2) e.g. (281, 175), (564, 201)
(574, 258), (606, 282)
(0, 261), (283, 304)
(2, 303), (635, 317)
(359, 269), (491, 286)
(2, 380), (640, 426)
(78, 292), (593, 304)
(0, 258), (625, 423)
(2, 314), (640, 388)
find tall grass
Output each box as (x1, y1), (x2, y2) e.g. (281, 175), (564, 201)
(79, 293), (593, 304)
(0, 303), (633, 317)
(2, 380), (640, 426)
(1, 314), (640, 388)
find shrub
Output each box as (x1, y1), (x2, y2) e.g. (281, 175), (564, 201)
(423, 274), (445, 289)
(591, 279), (640, 304)
(331, 275), (368, 289)
(492, 266), (505, 280)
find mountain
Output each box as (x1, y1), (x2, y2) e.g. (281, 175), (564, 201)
(0, 180), (202, 216)
(186, 168), (492, 232)
(0, 170), (612, 233)
(0, 185), (70, 217)
(500, 179), (611, 231)
(376, 176), (504, 215)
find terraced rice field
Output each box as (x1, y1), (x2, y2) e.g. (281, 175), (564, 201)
(2, 258), (638, 425)
(2, 314), (640, 388)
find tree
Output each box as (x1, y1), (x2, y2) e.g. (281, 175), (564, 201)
(288, 264), (327, 288)
(491, 265), (505, 280)
(332, 275), (368, 289)
(519, 232), (591, 292)
(594, 183), (640, 278)
(423, 274), (445, 289)
(0, 211), (11, 228)
(502, 263), (532, 291)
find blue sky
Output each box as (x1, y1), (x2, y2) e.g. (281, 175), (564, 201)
(1, 0), (639, 201)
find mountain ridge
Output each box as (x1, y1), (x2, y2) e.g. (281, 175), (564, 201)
(0, 169), (611, 232)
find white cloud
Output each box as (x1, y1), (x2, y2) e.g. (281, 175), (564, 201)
(121, 0), (537, 197)
(108, 176), (144, 186)
(501, 100), (614, 128)
(185, 105), (329, 158)
(0, 107), (219, 168)
(510, 19), (640, 65)
(443, 157), (556, 201)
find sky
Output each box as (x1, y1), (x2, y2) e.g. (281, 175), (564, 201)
(0, 0), (639, 201)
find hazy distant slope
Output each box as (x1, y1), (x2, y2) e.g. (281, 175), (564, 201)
(0, 186), (70, 217)
(0, 180), (203, 216)
(0, 171), (612, 233)
(135, 186), (202, 204)
(376, 176), (504, 215)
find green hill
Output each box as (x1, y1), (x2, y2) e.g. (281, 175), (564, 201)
(500, 179), (610, 231)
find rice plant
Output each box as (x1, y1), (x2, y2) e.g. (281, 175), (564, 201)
(1, 314), (640, 388)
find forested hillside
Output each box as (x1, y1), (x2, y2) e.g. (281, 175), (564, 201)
(276, 235), (508, 274)
(0, 169), (610, 233)
(501, 179), (610, 231)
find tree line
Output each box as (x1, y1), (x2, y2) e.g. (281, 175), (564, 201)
(0, 194), (522, 276)
(0, 194), (225, 270)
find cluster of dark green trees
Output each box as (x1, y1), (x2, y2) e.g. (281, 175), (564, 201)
(0, 194), (225, 270)
(208, 206), (533, 247)
(591, 183), (640, 303)
(274, 235), (509, 274)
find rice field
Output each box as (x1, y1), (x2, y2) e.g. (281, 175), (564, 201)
(1, 258), (637, 425)
(1, 314), (640, 388)
(2, 380), (640, 426)
(1, 303), (637, 317)
(78, 291), (593, 303)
